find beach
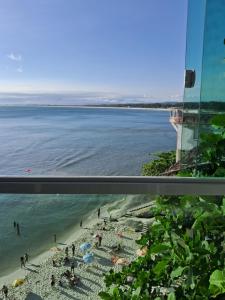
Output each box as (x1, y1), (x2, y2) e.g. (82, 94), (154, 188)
(0, 106), (173, 299)
(0, 106), (175, 286)
(0, 196), (154, 299)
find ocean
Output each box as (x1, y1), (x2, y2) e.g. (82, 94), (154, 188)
(0, 106), (176, 276)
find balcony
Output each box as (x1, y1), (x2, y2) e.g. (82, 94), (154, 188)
(0, 176), (224, 299)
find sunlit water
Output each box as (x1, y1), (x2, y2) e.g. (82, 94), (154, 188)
(0, 106), (176, 276)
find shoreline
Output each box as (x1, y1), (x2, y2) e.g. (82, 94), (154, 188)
(0, 104), (172, 111)
(0, 206), (104, 286)
(0, 195), (153, 299)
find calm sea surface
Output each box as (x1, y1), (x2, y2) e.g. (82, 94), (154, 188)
(0, 106), (176, 276)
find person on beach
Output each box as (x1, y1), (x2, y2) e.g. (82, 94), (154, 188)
(72, 243), (75, 256)
(20, 256), (25, 268)
(80, 220), (82, 228)
(65, 247), (69, 257)
(54, 234), (57, 243)
(24, 253), (29, 264)
(63, 256), (70, 266)
(71, 262), (75, 274)
(58, 279), (63, 287)
(98, 208), (101, 218)
(69, 275), (80, 287)
(98, 235), (102, 247)
(51, 275), (55, 288)
(16, 223), (20, 236)
(99, 235), (102, 246)
(13, 221), (16, 228)
(52, 259), (56, 267)
(1, 285), (8, 299)
(63, 270), (71, 279)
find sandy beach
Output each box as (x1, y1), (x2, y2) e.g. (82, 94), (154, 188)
(0, 196), (154, 300)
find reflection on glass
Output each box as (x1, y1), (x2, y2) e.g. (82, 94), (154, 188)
(181, 0), (225, 166)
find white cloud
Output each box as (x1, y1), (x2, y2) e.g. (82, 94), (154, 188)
(16, 66), (23, 73)
(7, 52), (22, 61)
(169, 94), (183, 101)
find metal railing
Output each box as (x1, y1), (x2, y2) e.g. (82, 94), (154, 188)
(0, 176), (224, 195)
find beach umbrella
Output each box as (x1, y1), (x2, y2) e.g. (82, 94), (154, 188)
(12, 279), (25, 287)
(80, 242), (91, 252)
(83, 253), (94, 264)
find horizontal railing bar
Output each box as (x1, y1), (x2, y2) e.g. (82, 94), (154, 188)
(0, 176), (224, 195)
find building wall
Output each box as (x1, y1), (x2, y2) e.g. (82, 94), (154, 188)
(181, 0), (225, 166)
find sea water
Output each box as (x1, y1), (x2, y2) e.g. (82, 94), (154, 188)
(0, 106), (176, 276)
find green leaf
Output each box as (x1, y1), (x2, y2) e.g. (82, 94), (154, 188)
(112, 287), (120, 297)
(136, 236), (149, 246)
(214, 167), (225, 177)
(150, 243), (170, 254)
(132, 286), (141, 297)
(167, 292), (176, 300)
(153, 259), (170, 277)
(170, 266), (186, 279)
(98, 291), (112, 300)
(209, 270), (225, 297)
(211, 114), (225, 127)
(222, 198), (225, 216)
(200, 132), (221, 144)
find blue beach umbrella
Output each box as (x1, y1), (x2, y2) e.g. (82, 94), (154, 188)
(83, 253), (94, 264)
(80, 242), (91, 252)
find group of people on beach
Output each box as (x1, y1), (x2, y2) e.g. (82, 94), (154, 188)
(50, 208), (104, 289)
(1, 223), (24, 298)
(2, 207), (104, 298)
(13, 221), (21, 236)
(95, 234), (103, 247)
(51, 243), (80, 289)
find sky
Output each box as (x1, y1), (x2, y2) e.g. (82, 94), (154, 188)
(0, 0), (188, 103)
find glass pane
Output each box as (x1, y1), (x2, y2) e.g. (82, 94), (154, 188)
(181, 0), (206, 164)
(181, 1), (225, 167)
(197, 0), (225, 167)
(201, 0), (225, 105)
(0, 193), (224, 299)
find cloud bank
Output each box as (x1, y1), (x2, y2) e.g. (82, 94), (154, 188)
(0, 91), (182, 106)
(7, 52), (22, 61)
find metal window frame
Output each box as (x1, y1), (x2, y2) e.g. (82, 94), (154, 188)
(0, 176), (224, 195)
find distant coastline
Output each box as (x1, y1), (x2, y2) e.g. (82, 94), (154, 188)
(84, 102), (182, 109)
(0, 102), (182, 111)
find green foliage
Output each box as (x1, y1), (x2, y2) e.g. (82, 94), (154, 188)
(142, 151), (176, 176)
(209, 270), (225, 298)
(99, 115), (225, 300)
(99, 196), (225, 299)
(193, 114), (225, 177)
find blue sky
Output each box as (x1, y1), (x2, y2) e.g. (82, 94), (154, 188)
(0, 0), (187, 102)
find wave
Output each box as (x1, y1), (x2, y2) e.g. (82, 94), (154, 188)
(53, 148), (99, 170)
